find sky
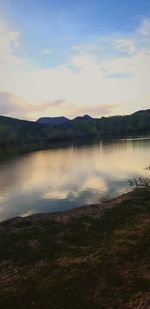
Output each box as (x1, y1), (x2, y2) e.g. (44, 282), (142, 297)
(0, 0), (150, 120)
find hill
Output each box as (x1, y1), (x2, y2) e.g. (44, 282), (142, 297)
(37, 116), (70, 125)
(132, 109), (150, 116)
(73, 114), (93, 121)
(0, 109), (150, 147)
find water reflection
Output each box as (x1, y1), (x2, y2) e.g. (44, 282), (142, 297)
(0, 137), (150, 221)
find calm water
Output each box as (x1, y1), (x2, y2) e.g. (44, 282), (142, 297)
(0, 137), (150, 221)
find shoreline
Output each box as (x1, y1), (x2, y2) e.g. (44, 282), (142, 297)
(1, 189), (133, 225)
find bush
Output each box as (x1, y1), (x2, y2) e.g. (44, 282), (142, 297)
(128, 177), (150, 189)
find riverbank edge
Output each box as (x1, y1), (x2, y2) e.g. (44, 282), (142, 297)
(1, 189), (134, 225)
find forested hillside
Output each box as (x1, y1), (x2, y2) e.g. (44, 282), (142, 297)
(0, 109), (150, 146)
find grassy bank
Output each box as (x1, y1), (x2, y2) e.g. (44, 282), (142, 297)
(0, 189), (150, 309)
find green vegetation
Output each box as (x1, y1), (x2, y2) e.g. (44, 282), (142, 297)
(0, 188), (150, 308)
(0, 109), (150, 147)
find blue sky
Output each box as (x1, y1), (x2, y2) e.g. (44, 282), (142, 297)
(1, 0), (150, 65)
(0, 0), (150, 119)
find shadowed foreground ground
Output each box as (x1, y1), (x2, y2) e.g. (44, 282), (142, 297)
(0, 189), (150, 309)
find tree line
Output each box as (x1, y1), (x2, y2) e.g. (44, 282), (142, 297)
(0, 109), (150, 147)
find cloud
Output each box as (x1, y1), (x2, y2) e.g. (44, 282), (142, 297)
(0, 92), (68, 120)
(137, 18), (150, 37)
(113, 38), (136, 55)
(44, 99), (66, 108)
(40, 48), (54, 55)
(71, 43), (102, 52)
(0, 18), (150, 119)
(0, 92), (31, 118)
(0, 20), (24, 65)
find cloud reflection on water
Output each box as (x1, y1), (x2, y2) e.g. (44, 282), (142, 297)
(0, 137), (150, 221)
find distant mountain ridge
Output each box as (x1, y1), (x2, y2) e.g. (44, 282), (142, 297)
(37, 116), (70, 125)
(0, 109), (150, 146)
(73, 114), (93, 121)
(36, 114), (93, 125)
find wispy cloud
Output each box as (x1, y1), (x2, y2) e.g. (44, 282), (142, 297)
(40, 48), (54, 55)
(0, 92), (32, 119)
(113, 38), (136, 55)
(0, 92), (68, 119)
(137, 18), (150, 36)
(0, 20), (25, 65)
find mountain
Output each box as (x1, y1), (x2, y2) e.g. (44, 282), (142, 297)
(73, 114), (93, 121)
(132, 109), (150, 116)
(36, 114), (92, 125)
(0, 109), (150, 147)
(37, 116), (70, 125)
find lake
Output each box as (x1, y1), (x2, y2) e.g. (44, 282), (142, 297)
(0, 137), (150, 221)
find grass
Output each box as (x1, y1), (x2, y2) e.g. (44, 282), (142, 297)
(0, 189), (150, 309)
